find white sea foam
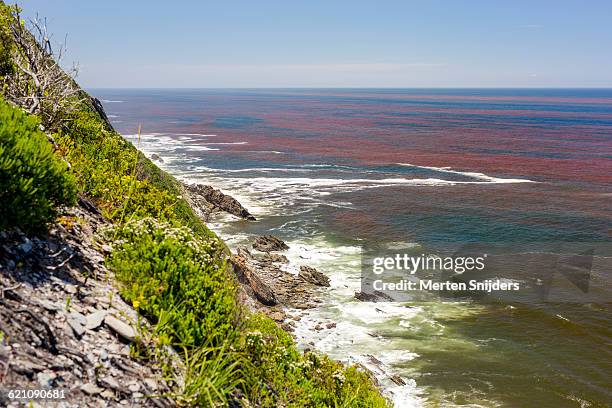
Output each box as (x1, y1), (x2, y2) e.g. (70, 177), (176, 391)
(101, 99), (124, 103)
(175, 133), (217, 137)
(397, 163), (536, 184)
(201, 141), (248, 145)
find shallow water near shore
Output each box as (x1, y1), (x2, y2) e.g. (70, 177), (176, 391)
(95, 88), (612, 407)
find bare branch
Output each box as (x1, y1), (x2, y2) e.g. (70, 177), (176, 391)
(1, 9), (86, 131)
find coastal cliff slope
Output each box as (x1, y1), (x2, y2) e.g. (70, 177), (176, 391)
(0, 3), (389, 407)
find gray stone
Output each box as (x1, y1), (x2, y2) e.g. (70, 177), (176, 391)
(37, 371), (56, 388)
(127, 382), (140, 392)
(100, 376), (121, 391)
(81, 383), (103, 395)
(183, 183), (256, 221)
(38, 299), (60, 312)
(19, 239), (33, 254)
(67, 313), (86, 337)
(252, 235), (288, 252)
(150, 153), (164, 163)
(104, 315), (136, 342)
(143, 378), (158, 391)
(65, 284), (78, 294)
(100, 389), (115, 400)
(85, 310), (107, 330)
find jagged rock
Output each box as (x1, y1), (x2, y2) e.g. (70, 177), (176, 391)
(104, 315), (136, 342)
(231, 255), (278, 306)
(128, 382), (141, 392)
(100, 389), (116, 400)
(68, 312), (87, 338)
(150, 153), (164, 163)
(183, 183), (256, 221)
(299, 266), (330, 287)
(235, 248), (325, 310)
(390, 374), (407, 386)
(268, 311), (285, 322)
(37, 371), (56, 388)
(100, 376), (121, 391)
(90, 97), (115, 132)
(18, 238), (33, 254)
(78, 195), (102, 216)
(144, 378), (158, 391)
(262, 253), (289, 263)
(326, 322), (336, 329)
(81, 382), (103, 395)
(86, 310), (107, 330)
(38, 299), (60, 311)
(12, 359), (46, 376)
(354, 290), (394, 302)
(253, 235), (288, 252)
(0, 205), (174, 407)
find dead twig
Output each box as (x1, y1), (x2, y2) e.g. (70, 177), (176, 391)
(2, 10), (85, 131)
(1, 283), (21, 299)
(45, 253), (74, 270)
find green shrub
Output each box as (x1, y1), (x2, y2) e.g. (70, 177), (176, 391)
(241, 314), (390, 407)
(0, 3), (15, 77)
(0, 99), (76, 232)
(107, 219), (389, 407)
(56, 107), (215, 239)
(107, 218), (237, 348)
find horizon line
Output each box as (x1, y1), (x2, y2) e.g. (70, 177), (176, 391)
(87, 86), (612, 90)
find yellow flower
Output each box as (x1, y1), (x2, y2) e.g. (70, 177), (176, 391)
(132, 300), (140, 309)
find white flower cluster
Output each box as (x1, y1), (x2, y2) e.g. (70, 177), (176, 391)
(109, 217), (222, 263)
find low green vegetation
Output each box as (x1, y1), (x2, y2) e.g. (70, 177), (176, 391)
(107, 218), (236, 349)
(0, 2), (389, 406)
(0, 99), (76, 232)
(107, 219), (389, 406)
(56, 108), (214, 238)
(241, 314), (388, 407)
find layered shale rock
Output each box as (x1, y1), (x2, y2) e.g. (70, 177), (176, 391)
(252, 235), (289, 252)
(231, 247), (323, 313)
(0, 201), (173, 407)
(298, 265), (330, 287)
(183, 183), (256, 221)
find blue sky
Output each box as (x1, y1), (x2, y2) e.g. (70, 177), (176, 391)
(16, 0), (612, 88)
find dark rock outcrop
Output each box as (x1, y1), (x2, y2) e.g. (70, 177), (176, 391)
(90, 97), (115, 132)
(231, 254), (278, 306)
(231, 247), (322, 311)
(183, 183), (256, 221)
(150, 153), (164, 163)
(354, 290), (394, 302)
(252, 235), (288, 252)
(299, 265), (330, 287)
(261, 253), (289, 264)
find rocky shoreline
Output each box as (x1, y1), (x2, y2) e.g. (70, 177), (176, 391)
(182, 182), (334, 332)
(182, 181), (416, 401)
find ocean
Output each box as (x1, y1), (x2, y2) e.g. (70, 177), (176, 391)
(94, 88), (612, 407)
